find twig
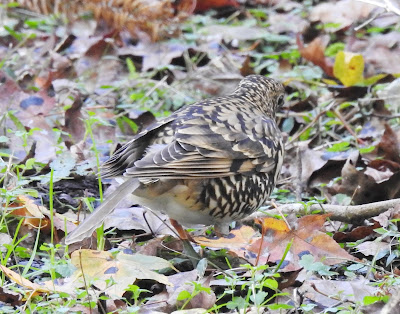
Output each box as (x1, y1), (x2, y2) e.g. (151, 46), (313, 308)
(332, 109), (364, 145)
(354, 9), (384, 30)
(381, 288), (400, 314)
(354, 0), (400, 30)
(356, 0), (400, 15)
(371, 113), (400, 119)
(295, 146), (302, 202)
(79, 251), (93, 314)
(253, 198), (400, 223)
(287, 100), (338, 146)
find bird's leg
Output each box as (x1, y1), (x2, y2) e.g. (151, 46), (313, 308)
(214, 222), (231, 237)
(169, 218), (196, 242)
(169, 218), (200, 267)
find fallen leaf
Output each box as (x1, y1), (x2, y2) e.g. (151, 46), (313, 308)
(0, 286), (22, 306)
(349, 32), (400, 74)
(250, 215), (356, 271)
(7, 195), (50, 231)
(0, 265), (50, 296)
(119, 41), (189, 72)
(196, 215), (355, 271)
(356, 241), (390, 257)
(333, 221), (380, 242)
(377, 77), (400, 111)
(199, 25), (290, 42)
(195, 225), (258, 261)
(166, 270), (216, 310)
(310, 0), (376, 31)
(195, 0), (239, 12)
(0, 233), (12, 253)
(268, 12), (309, 34)
(0, 71), (58, 163)
(297, 35), (333, 77)
(333, 51), (364, 86)
(104, 206), (175, 236)
(299, 277), (378, 309)
(71, 249), (172, 298)
(282, 144), (328, 186)
(377, 123), (400, 163)
(364, 167), (394, 184)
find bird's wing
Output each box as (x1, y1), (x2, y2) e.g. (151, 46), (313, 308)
(101, 114), (177, 178)
(64, 178), (140, 244)
(125, 110), (283, 179)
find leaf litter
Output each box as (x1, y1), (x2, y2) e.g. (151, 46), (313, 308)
(1, 0), (400, 312)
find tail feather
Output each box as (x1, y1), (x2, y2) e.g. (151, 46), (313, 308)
(65, 178), (140, 244)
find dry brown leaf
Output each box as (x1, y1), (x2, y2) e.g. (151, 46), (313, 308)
(0, 287), (22, 306)
(195, 225), (258, 261)
(267, 12), (309, 34)
(377, 123), (400, 163)
(200, 24), (275, 42)
(249, 215), (356, 271)
(297, 35), (333, 77)
(282, 144), (328, 188)
(196, 215), (355, 271)
(104, 206), (175, 236)
(333, 221), (380, 242)
(194, 0), (239, 12)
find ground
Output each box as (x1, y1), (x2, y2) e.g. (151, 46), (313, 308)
(1, 0), (400, 313)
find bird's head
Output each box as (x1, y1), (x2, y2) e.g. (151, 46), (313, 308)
(234, 75), (285, 118)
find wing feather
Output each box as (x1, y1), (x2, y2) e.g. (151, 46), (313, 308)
(124, 113), (282, 179)
(101, 115), (176, 178)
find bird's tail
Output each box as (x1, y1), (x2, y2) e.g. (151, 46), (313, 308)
(65, 178), (140, 244)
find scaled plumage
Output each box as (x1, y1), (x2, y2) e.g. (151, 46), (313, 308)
(65, 75), (285, 244)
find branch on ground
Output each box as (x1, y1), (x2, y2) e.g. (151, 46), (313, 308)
(252, 198), (400, 223)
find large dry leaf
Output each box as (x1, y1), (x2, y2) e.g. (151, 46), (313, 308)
(196, 215), (355, 271)
(71, 249), (172, 297)
(249, 215), (356, 271)
(356, 240), (390, 257)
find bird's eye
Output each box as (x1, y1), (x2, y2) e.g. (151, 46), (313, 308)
(277, 95), (285, 107)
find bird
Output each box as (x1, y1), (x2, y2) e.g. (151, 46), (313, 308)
(65, 75), (285, 245)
